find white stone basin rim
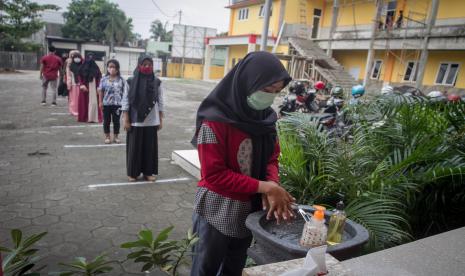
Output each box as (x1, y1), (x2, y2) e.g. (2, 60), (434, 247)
(172, 150), (201, 180)
(246, 205), (370, 263)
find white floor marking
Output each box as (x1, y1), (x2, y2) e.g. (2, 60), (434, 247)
(64, 144), (125, 148)
(51, 124), (102, 129)
(87, 177), (191, 189)
(50, 112), (69, 115)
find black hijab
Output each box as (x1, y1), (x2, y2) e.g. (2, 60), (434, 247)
(193, 51), (291, 207)
(78, 54), (101, 84)
(128, 55), (161, 122)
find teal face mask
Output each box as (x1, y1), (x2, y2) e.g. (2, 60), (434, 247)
(247, 90), (278, 110)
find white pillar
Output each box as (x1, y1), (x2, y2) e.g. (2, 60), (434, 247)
(224, 46), (230, 76)
(415, 0), (439, 89)
(326, 0), (339, 57)
(248, 35), (257, 53)
(363, 0), (383, 87)
(260, 0), (272, 51)
(203, 43), (213, 81)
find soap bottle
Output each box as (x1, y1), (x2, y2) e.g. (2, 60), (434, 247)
(300, 205), (327, 248)
(327, 200), (346, 245)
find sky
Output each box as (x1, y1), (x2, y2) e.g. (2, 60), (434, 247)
(35, 0), (230, 39)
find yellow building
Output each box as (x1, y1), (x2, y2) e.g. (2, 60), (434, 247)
(205, 0), (465, 93)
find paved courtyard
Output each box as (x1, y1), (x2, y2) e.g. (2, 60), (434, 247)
(0, 71), (216, 274)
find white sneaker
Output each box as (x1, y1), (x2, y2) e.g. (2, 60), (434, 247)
(41, 101), (46, 106)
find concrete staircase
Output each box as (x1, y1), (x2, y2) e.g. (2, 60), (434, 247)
(288, 37), (359, 94)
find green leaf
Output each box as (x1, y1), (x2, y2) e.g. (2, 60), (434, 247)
(11, 229), (22, 248)
(153, 226), (174, 245)
(0, 246), (12, 252)
(59, 262), (87, 271)
(162, 264), (174, 272)
(121, 240), (150, 249)
(127, 250), (150, 259)
(138, 229), (153, 243)
(22, 232), (47, 249)
(22, 248), (39, 256)
(189, 237), (200, 246)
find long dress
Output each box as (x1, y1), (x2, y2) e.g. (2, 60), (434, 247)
(77, 77), (102, 123)
(66, 67), (79, 116)
(77, 85), (89, 122)
(87, 78), (101, 123)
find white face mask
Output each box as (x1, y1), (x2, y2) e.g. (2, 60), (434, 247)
(73, 57), (81, 63)
(246, 90), (279, 110)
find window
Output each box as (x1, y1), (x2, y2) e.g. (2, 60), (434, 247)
(259, 5), (272, 17)
(311, 9), (322, 39)
(371, 60), (383, 79)
(403, 61), (418, 82)
(238, 8), (249, 20)
(435, 62), (460, 86)
(384, 1), (397, 29)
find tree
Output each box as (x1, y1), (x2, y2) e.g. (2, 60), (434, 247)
(0, 0), (59, 51)
(150, 19), (172, 42)
(62, 0), (133, 47)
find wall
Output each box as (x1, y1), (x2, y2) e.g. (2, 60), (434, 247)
(423, 50), (465, 88)
(389, 50), (421, 83)
(0, 51), (39, 70)
(167, 63), (224, 80)
(113, 51), (141, 76)
(228, 45), (249, 69)
(209, 65), (225, 79)
(51, 42), (78, 51)
(230, 0), (280, 36)
(321, 0), (374, 28)
(437, 0), (465, 20)
(146, 40), (171, 56)
(332, 50), (367, 80)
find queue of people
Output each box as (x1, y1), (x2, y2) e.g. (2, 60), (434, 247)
(39, 48), (163, 183)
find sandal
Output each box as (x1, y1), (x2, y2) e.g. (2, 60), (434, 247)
(144, 175), (156, 182)
(113, 136), (121, 144)
(104, 136), (111, 144)
(128, 176), (137, 182)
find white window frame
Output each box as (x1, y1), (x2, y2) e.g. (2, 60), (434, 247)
(311, 8), (322, 38)
(434, 62), (460, 86)
(403, 60), (418, 82)
(259, 5), (272, 18)
(259, 5), (264, 17)
(371, 60), (383, 80)
(238, 8), (249, 21)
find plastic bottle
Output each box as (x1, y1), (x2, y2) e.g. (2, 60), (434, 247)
(327, 201), (346, 245)
(300, 205), (327, 248)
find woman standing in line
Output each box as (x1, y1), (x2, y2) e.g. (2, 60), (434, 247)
(121, 55), (164, 182)
(98, 59), (128, 144)
(78, 53), (102, 123)
(66, 50), (82, 117)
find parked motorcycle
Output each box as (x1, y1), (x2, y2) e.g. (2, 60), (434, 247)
(279, 80), (331, 116)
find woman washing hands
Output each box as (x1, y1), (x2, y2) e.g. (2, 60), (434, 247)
(190, 51), (295, 276)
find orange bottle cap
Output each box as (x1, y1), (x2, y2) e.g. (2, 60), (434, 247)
(313, 205), (326, 221)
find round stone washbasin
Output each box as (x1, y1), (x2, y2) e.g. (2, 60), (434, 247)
(245, 205), (369, 265)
